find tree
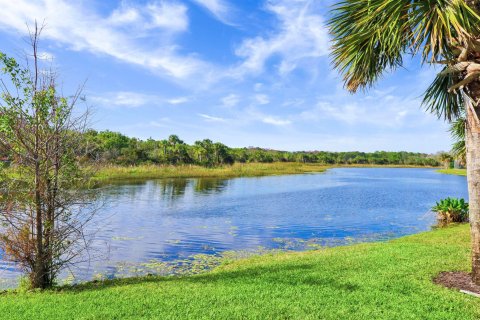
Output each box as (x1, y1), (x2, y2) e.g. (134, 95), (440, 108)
(329, 0), (480, 284)
(0, 25), (95, 289)
(438, 152), (454, 169)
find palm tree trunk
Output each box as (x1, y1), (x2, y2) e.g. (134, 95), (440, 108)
(466, 98), (480, 285)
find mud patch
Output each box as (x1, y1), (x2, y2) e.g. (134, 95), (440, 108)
(434, 271), (480, 296)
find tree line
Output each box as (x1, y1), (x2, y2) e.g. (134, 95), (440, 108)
(78, 130), (441, 167)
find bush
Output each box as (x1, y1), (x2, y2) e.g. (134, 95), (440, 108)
(432, 198), (469, 223)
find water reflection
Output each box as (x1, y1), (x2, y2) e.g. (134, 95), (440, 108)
(194, 178), (228, 194)
(103, 178), (228, 202)
(0, 168), (468, 287)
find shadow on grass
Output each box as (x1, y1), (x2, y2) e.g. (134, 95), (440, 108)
(51, 262), (360, 294)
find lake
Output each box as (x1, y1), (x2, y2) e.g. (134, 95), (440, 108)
(0, 168), (468, 287)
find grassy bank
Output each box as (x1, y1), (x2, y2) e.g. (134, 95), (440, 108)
(92, 163), (439, 183)
(1, 225), (478, 319)
(438, 169), (467, 176)
(92, 163), (329, 182)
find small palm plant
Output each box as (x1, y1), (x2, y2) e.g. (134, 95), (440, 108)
(432, 198), (469, 224)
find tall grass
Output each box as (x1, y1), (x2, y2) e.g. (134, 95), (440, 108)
(92, 162), (328, 182)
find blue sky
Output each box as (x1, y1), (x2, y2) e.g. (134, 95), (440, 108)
(0, 0), (451, 152)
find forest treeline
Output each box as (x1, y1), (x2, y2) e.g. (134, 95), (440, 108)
(77, 130), (441, 167)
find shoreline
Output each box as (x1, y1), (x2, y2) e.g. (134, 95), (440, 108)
(0, 224), (477, 319)
(92, 163), (441, 183)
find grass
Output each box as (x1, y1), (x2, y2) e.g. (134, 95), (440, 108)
(0, 224), (478, 319)
(438, 168), (467, 176)
(92, 163), (329, 182)
(92, 163), (439, 183)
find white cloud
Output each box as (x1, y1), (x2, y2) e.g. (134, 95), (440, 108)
(147, 2), (189, 31)
(190, 0), (234, 25)
(303, 102), (366, 125)
(92, 91), (191, 108)
(109, 1), (188, 32)
(221, 94), (240, 108)
(262, 116), (291, 126)
(0, 0), (214, 81)
(282, 98), (304, 107)
(38, 51), (55, 61)
(198, 113), (227, 122)
(167, 97), (189, 105)
(254, 83), (263, 91)
(255, 94), (270, 105)
(243, 106), (291, 126)
(298, 89), (434, 128)
(91, 92), (161, 108)
(108, 5), (142, 25)
(233, 0), (329, 76)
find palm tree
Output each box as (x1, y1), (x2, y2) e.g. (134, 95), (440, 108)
(193, 141), (206, 164)
(158, 139), (169, 164)
(168, 135), (184, 164)
(438, 152), (454, 169)
(329, 0), (480, 284)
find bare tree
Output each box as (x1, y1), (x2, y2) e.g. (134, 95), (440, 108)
(0, 24), (96, 289)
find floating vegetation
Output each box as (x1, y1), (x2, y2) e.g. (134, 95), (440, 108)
(270, 232), (402, 251)
(165, 239), (182, 245)
(111, 236), (144, 241)
(228, 226), (239, 236)
(89, 247), (285, 281)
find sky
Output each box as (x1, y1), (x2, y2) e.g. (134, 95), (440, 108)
(0, 0), (452, 152)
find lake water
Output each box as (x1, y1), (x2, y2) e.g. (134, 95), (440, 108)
(0, 168), (468, 287)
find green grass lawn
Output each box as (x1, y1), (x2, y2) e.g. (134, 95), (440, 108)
(0, 225), (478, 319)
(437, 168), (467, 176)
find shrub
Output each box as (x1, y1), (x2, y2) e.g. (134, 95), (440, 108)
(432, 198), (469, 224)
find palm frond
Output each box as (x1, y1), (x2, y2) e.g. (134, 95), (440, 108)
(329, 0), (480, 92)
(450, 116), (466, 140)
(329, 0), (410, 92)
(409, 0), (480, 62)
(422, 66), (464, 121)
(451, 140), (466, 161)
(449, 116), (466, 161)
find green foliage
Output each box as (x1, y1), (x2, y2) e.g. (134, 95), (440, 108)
(449, 117), (466, 164)
(0, 225), (478, 319)
(438, 152), (453, 168)
(69, 130), (441, 167)
(0, 47), (93, 289)
(329, 0), (480, 92)
(423, 68), (464, 122)
(432, 197), (469, 223)
(438, 168), (466, 176)
(16, 277), (32, 293)
(91, 163), (328, 183)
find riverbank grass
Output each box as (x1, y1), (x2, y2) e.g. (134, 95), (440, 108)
(92, 162), (328, 182)
(438, 168), (467, 176)
(0, 224), (478, 319)
(93, 163), (440, 183)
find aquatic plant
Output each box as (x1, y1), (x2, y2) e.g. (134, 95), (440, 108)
(432, 198), (469, 224)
